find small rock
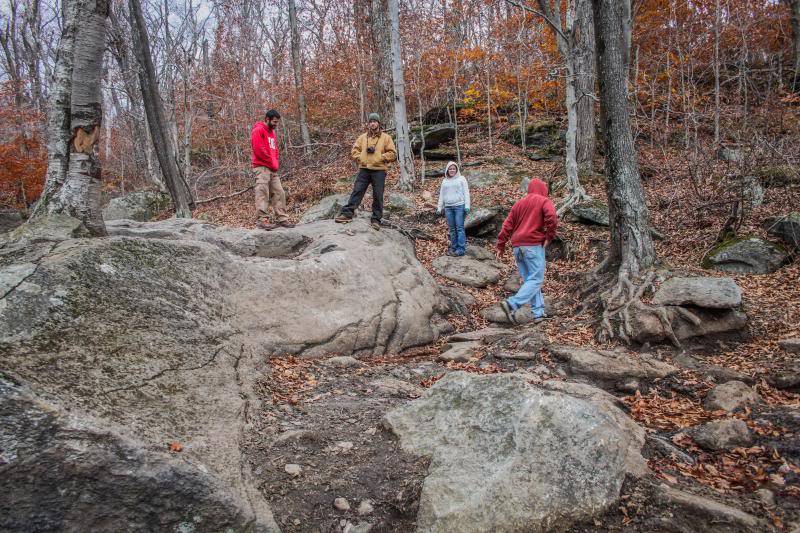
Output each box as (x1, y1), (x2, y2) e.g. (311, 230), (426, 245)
(655, 483), (762, 531)
(357, 500), (374, 516)
(615, 378), (641, 394)
(779, 338), (800, 354)
(324, 356), (364, 368)
(647, 435), (696, 464)
(756, 488), (775, 507)
(717, 147), (744, 162)
(766, 363), (800, 391)
(764, 212), (800, 251)
(370, 377), (423, 398)
(432, 255), (502, 288)
(421, 190), (434, 202)
(274, 429), (320, 445)
(464, 245), (495, 262)
(704, 381), (761, 412)
(284, 463), (302, 477)
(687, 419), (752, 451)
(293, 518), (301, 525)
(446, 327), (512, 343)
(334, 497), (351, 511)
(702, 365), (754, 385)
(437, 341), (480, 362)
(336, 441), (354, 452)
(532, 364), (550, 375)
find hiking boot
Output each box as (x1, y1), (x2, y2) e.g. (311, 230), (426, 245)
(534, 314), (551, 324)
(500, 300), (517, 325)
(256, 220), (277, 231)
(334, 215), (352, 224)
(277, 220), (295, 228)
(370, 221), (381, 231)
(445, 250), (456, 257)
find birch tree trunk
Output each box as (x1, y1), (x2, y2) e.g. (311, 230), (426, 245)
(387, 0), (414, 190)
(370, 0), (394, 129)
(31, 0), (108, 236)
(288, 0), (312, 152)
(128, 0), (193, 218)
(593, 0), (654, 278)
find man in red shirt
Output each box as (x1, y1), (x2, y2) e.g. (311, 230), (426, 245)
(251, 109), (293, 230)
(495, 178), (558, 324)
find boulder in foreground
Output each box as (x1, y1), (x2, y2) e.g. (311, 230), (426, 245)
(384, 372), (646, 532)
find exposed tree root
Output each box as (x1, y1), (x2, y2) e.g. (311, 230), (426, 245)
(556, 189), (592, 217)
(583, 266), (682, 348)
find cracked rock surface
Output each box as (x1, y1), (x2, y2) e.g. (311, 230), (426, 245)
(0, 215), (449, 532)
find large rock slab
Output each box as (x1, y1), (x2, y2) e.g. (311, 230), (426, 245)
(701, 236), (789, 274)
(652, 276), (742, 309)
(1, 216), (451, 530)
(384, 372), (646, 532)
(300, 193), (351, 223)
(102, 190), (170, 222)
(432, 255), (502, 288)
(0, 376), (280, 533)
(548, 345), (677, 383)
(765, 212), (800, 250)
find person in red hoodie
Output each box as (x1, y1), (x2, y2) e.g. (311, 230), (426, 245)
(251, 109), (294, 230)
(495, 178), (558, 324)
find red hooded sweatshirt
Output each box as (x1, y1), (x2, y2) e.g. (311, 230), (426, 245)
(251, 121), (279, 171)
(496, 178), (558, 252)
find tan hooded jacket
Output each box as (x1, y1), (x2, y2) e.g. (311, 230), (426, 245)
(351, 130), (397, 170)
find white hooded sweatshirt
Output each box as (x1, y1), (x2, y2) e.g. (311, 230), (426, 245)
(437, 161), (471, 212)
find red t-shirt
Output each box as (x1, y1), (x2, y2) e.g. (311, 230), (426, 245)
(251, 121), (279, 171)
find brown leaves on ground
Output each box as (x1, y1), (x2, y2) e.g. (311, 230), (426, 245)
(265, 356), (319, 405)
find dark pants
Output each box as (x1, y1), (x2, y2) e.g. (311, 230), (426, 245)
(340, 168), (386, 223)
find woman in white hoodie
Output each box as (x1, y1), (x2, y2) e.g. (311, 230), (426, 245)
(436, 161), (471, 256)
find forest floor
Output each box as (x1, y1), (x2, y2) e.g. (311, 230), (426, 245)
(187, 124), (800, 531)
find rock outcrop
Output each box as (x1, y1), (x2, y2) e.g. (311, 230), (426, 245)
(385, 372), (646, 533)
(0, 215), (450, 531)
(102, 190), (170, 222)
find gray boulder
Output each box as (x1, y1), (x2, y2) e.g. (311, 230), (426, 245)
(102, 190), (170, 222)
(503, 120), (563, 154)
(423, 148), (457, 161)
(702, 236), (789, 274)
(653, 483), (763, 532)
(652, 276), (742, 309)
(464, 207), (502, 237)
(411, 124), (456, 152)
(704, 381), (761, 412)
(385, 192), (415, 213)
(384, 372), (646, 532)
(567, 199), (610, 226)
(629, 306), (747, 344)
(687, 419), (752, 451)
(440, 285), (476, 315)
(300, 193), (351, 223)
(548, 345), (677, 384)
(437, 341), (480, 362)
(432, 255), (502, 288)
(0, 376), (280, 533)
(764, 212), (800, 250)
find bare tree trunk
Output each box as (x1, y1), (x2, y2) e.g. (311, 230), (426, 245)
(574, 0), (596, 171)
(370, 0), (394, 128)
(288, 0), (312, 151)
(31, 0), (108, 236)
(387, 0), (414, 190)
(593, 0), (654, 277)
(128, 0), (193, 218)
(713, 0), (721, 146)
(789, 0), (800, 91)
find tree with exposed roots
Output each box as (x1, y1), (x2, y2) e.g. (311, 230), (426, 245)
(588, 0), (680, 345)
(30, 0), (109, 235)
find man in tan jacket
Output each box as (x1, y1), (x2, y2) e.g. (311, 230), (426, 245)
(335, 113), (397, 230)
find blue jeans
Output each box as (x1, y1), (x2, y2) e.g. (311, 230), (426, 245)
(506, 245), (546, 318)
(444, 205), (466, 255)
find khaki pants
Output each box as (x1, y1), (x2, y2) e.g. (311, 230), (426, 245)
(254, 167), (288, 222)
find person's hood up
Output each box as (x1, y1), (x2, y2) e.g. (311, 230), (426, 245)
(444, 161), (461, 179)
(527, 178), (549, 197)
